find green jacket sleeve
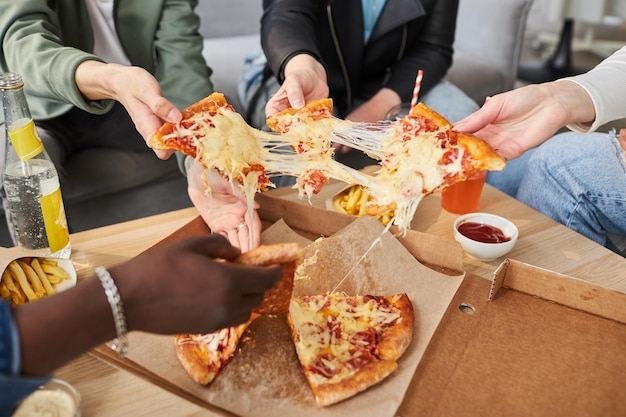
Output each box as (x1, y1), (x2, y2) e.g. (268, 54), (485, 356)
(0, 0), (113, 122)
(149, 0), (214, 110)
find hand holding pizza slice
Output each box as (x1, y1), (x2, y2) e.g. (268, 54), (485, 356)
(330, 102), (506, 231)
(174, 242), (303, 385)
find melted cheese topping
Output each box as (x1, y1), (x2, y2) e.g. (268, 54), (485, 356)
(295, 250), (319, 281)
(162, 104), (473, 234)
(289, 293), (401, 385)
(331, 119), (467, 231)
(177, 327), (237, 353)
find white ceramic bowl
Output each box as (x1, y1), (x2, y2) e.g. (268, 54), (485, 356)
(453, 213), (519, 261)
(12, 378), (81, 417)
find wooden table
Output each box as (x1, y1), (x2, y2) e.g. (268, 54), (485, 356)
(54, 185), (626, 416)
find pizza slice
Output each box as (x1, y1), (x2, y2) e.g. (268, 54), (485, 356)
(149, 92), (273, 194)
(373, 102), (505, 230)
(174, 242), (302, 385)
(330, 102), (506, 231)
(265, 98), (374, 196)
(288, 292), (414, 407)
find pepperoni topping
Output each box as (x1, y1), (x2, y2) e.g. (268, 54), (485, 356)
(242, 163), (272, 191)
(301, 170), (328, 194)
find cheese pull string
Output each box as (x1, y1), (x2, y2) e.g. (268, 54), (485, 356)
(331, 119), (398, 160)
(330, 220), (394, 294)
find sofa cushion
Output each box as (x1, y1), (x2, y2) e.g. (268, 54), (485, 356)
(445, 53), (507, 105)
(202, 35), (261, 112)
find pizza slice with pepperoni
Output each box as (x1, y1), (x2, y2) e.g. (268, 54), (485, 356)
(288, 292), (414, 407)
(330, 102), (506, 231)
(174, 242), (302, 385)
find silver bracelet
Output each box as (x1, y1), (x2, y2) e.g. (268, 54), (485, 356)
(95, 266), (129, 357)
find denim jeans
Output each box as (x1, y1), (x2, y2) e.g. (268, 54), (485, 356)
(517, 131), (626, 249)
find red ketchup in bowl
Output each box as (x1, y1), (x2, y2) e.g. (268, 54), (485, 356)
(457, 221), (511, 244)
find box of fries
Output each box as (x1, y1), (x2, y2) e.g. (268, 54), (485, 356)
(0, 247), (76, 307)
(326, 184), (396, 225)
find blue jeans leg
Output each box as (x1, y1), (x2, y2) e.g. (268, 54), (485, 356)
(517, 131), (626, 248)
(486, 149), (534, 197)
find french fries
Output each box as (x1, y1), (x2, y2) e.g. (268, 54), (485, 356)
(332, 185), (396, 225)
(0, 258), (70, 307)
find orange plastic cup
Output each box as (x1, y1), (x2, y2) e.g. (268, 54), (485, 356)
(441, 170), (487, 214)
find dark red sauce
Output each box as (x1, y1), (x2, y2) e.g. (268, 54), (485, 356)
(457, 222), (511, 244)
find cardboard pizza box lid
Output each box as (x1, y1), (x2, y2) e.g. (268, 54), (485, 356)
(401, 259), (626, 417)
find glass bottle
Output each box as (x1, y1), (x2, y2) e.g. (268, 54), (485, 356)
(0, 72), (71, 258)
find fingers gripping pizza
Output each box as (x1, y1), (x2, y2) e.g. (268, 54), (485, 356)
(174, 242), (302, 386)
(172, 242), (415, 407)
(149, 92), (273, 195)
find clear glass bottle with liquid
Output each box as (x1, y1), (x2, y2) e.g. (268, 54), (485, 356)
(0, 72), (71, 258)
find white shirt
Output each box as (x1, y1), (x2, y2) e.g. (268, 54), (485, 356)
(84, 0), (131, 65)
(563, 46), (626, 132)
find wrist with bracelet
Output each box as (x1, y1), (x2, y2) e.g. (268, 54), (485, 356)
(94, 266), (129, 357)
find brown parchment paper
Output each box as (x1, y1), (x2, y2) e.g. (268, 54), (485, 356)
(119, 217), (464, 417)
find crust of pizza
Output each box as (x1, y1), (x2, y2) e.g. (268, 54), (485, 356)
(174, 242), (301, 385)
(409, 101), (452, 129)
(235, 242), (303, 315)
(309, 358), (398, 408)
(174, 318), (254, 385)
(376, 293), (414, 361)
(456, 132), (506, 172)
(148, 92), (232, 156)
(288, 292), (414, 407)
(266, 98), (334, 134)
(409, 102), (506, 174)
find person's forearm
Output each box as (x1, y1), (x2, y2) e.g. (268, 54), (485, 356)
(74, 60), (125, 101)
(551, 80), (596, 129)
(14, 276), (117, 376)
(560, 46), (626, 132)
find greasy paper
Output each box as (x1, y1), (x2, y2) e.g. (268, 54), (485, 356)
(121, 216), (464, 417)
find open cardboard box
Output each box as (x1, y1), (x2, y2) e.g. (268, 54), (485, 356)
(93, 193), (626, 416)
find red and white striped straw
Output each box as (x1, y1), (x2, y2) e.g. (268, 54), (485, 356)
(410, 69), (423, 112)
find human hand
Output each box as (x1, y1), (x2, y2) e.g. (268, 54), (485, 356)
(453, 81), (596, 160)
(265, 54), (329, 117)
(75, 61), (181, 159)
(186, 158), (262, 252)
(111, 234), (282, 335)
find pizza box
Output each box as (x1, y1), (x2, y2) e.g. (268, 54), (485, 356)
(92, 193), (626, 416)
(402, 259), (626, 416)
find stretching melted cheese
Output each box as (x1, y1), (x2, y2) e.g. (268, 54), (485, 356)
(289, 293), (401, 385)
(153, 94), (504, 235)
